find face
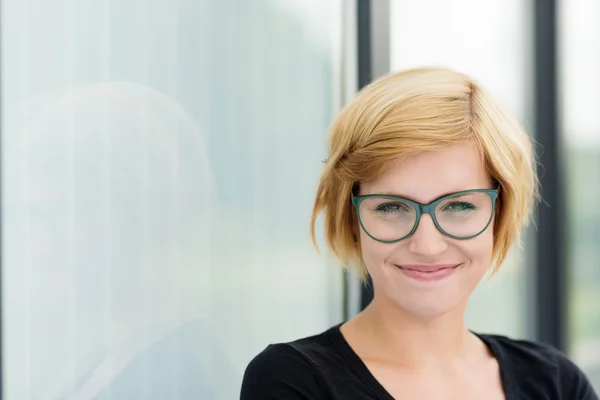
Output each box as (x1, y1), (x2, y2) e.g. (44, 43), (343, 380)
(358, 142), (495, 318)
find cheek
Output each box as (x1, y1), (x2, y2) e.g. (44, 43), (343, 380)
(359, 230), (393, 271)
(459, 228), (495, 269)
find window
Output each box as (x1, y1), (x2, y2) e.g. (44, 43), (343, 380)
(1, 0), (344, 398)
(559, 0), (600, 390)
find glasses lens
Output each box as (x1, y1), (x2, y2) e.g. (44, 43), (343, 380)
(434, 192), (493, 238)
(358, 197), (417, 241)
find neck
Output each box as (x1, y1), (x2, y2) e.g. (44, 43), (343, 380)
(348, 296), (480, 369)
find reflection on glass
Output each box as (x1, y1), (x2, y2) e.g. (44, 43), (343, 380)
(2, 0), (344, 398)
(389, 0), (532, 338)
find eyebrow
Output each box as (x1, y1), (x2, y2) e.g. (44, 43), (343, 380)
(361, 189), (489, 204)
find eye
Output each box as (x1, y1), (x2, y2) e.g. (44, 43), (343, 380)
(441, 202), (477, 212)
(374, 202), (411, 214)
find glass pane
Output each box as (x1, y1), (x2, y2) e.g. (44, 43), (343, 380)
(1, 0), (344, 398)
(435, 192), (494, 238)
(390, 0), (533, 338)
(359, 197), (417, 241)
(559, 0), (600, 391)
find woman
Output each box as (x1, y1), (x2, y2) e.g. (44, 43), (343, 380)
(240, 68), (599, 399)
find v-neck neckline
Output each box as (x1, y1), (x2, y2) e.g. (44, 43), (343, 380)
(325, 324), (518, 400)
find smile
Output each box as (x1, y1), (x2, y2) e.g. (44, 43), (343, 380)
(395, 263), (462, 282)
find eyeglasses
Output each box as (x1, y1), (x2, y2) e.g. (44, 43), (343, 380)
(352, 189), (499, 243)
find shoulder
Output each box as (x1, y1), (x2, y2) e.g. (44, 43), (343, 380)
(481, 333), (579, 371)
(243, 342), (315, 379)
(479, 334), (598, 399)
(480, 333), (566, 363)
(240, 328), (342, 399)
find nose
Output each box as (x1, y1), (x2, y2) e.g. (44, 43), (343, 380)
(407, 213), (448, 257)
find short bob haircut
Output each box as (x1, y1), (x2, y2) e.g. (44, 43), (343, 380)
(311, 67), (538, 280)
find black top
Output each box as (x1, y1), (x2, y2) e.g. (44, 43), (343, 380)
(240, 324), (599, 400)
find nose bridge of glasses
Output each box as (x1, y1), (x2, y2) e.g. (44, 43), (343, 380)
(415, 202), (441, 234)
(410, 205), (446, 249)
(419, 203), (436, 216)
(414, 202), (437, 226)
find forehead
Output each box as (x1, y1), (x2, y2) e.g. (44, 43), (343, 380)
(361, 142), (491, 202)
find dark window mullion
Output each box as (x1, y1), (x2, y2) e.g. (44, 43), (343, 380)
(533, 0), (566, 351)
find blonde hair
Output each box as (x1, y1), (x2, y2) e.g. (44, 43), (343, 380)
(310, 67), (538, 280)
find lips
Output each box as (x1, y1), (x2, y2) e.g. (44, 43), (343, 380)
(397, 264), (461, 272)
(395, 263), (462, 282)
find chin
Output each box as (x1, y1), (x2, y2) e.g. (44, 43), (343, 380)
(402, 303), (456, 318)
(386, 292), (462, 319)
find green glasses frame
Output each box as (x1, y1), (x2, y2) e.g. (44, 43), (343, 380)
(352, 189), (499, 243)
